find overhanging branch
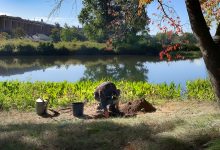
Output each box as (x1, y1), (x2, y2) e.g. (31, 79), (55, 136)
(157, 0), (181, 32)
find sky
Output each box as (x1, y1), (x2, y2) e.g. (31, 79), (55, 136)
(0, 0), (215, 35)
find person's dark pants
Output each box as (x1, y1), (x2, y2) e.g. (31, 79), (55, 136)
(97, 98), (119, 113)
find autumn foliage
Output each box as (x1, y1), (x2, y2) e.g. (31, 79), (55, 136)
(138, 0), (220, 61)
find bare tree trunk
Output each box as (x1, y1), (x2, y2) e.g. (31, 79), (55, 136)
(185, 0), (220, 101)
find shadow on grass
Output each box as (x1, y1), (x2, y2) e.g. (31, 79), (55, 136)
(0, 119), (212, 150)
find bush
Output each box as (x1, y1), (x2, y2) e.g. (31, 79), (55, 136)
(186, 79), (215, 101)
(0, 44), (14, 55)
(37, 42), (55, 55)
(16, 44), (37, 55)
(0, 32), (10, 40)
(1, 79), (215, 110)
(180, 44), (200, 51)
(115, 41), (160, 55)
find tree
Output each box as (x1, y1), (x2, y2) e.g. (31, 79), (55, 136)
(140, 0), (220, 101)
(179, 32), (197, 44)
(155, 31), (179, 45)
(186, 0), (220, 101)
(78, 0), (149, 43)
(50, 23), (61, 42)
(60, 24), (86, 42)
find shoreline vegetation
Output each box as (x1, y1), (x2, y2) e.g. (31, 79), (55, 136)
(0, 79), (215, 111)
(0, 39), (202, 58)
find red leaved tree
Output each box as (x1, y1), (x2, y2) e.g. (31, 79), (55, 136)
(140, 0), (220, 101)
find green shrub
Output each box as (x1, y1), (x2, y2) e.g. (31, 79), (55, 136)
(0, 79), (215, 110)
(0, 44), (14, 54)
(16, 44), (37, 55)
(186, 79), (215, 101)
(37, 42), (55, 55)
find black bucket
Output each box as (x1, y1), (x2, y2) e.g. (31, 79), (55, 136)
(72, 102), (84, 117)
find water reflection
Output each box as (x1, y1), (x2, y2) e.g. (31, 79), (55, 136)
(0, 56), (207, 85)
(81, 58), (148, 81)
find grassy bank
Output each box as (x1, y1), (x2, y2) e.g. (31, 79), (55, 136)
(0, 39), (201, 57)
(0, 79), (215, 110)
(0, 39), (109, 55)
(0, 101), (220, 150)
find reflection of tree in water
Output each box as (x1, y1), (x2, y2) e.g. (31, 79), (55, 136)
(0, 56), (152, 80)
(81, 61), (148, 81)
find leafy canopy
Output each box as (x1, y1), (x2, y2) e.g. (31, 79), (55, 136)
(78, 0), (150, 43)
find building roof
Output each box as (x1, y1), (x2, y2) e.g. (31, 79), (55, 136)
(0, 15), (54, 27)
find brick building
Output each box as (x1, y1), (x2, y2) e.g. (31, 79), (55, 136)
(0, 15), (54, 36)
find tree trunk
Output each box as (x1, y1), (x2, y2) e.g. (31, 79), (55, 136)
(185, 0), (220, 101)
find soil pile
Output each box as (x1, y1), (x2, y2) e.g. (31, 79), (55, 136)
(120, 98), (156, 116)
(93, 98), (156, 118)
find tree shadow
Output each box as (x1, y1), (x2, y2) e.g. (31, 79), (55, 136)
(0, 118), (211, 150)
(40, 109), (60, 118)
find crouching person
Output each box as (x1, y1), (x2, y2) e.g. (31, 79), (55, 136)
(94, 82), (120, 118)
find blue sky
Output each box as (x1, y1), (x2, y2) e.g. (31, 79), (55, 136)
(0, 0), (215, 35)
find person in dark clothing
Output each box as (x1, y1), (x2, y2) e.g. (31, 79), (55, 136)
(94, 82), (120, 118)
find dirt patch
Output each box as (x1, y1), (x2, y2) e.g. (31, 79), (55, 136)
(0, 101), (219, 124)
(120, 98), (156, 116)
(87, 98), (156, 119)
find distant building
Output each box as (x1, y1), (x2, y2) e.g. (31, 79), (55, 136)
(0, 15), (55, 36)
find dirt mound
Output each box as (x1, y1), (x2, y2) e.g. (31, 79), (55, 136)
(92, 98), (156, 118)
(120, 98), (156, 116)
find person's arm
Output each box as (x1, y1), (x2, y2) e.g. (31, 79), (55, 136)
(100, 91), (109, 118)
(103, 108), (109, 118)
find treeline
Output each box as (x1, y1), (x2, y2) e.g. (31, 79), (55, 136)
(0, 21), (200, 56)
(0, 32), (200, 56)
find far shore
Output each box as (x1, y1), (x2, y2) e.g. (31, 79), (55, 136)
(0, 39), (201, 59)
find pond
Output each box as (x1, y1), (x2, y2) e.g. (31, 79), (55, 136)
(0, 56), (207, 86)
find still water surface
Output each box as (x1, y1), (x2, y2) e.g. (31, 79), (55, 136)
(0, 56), (207, 86)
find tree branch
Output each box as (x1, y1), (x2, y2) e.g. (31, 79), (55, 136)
(157, 0), (181, 31)
(185, 0), (215, 52)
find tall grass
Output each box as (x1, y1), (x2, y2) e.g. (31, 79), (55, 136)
(0, 79), (215, 110)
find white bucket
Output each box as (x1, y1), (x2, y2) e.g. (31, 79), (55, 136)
(36, 98), (48, 116)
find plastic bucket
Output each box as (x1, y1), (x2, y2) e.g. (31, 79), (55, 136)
(72, 102), (84, 117)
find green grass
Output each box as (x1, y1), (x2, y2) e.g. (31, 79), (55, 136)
(0, 79), (216, 110)
(0, 101), (219, 150)
(205, 139), (220, 150)
(54, 41), (105, 51)
(0, 39), (108, 55)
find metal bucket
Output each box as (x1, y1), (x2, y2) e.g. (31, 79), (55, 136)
(72, 102), (84, 117)
(36, 98), (48, 116)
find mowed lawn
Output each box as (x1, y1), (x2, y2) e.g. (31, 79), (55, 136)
(0, 101), (220, 150)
